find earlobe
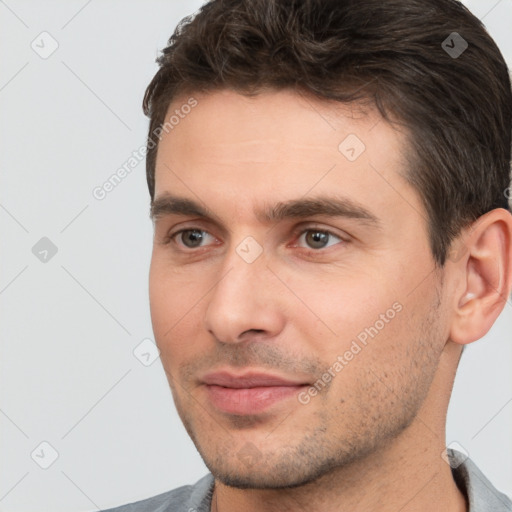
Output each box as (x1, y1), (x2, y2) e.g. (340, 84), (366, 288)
(449, 209), (512, 346)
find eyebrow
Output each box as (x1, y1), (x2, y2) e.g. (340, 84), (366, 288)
(150, 194), (381, 229)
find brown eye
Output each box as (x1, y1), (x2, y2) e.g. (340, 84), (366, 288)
(298, 229), (343, 250)
(177, 229), (210, 248)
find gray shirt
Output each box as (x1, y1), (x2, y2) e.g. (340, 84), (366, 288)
(102, 450), (512, 511)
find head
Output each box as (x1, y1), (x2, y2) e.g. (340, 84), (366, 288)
(145, 0), (512, 490)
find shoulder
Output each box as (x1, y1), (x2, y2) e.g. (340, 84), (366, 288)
(101, 473), (215, 512)
(449, 449), (512, 512)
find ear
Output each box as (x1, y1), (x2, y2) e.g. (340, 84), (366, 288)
(449, 208), (512, 345)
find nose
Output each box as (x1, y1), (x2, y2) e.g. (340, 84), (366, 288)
(203, 245), (285, 344)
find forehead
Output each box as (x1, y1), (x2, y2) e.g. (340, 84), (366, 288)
(159, 88), (400, 164)
(153, 88), (422, 228)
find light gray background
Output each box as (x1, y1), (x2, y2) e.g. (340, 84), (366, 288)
(1, 1), (511, 511)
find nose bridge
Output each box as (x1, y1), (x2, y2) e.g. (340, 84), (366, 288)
(204, 235), (280, 342)
(213, 235), (268, 305)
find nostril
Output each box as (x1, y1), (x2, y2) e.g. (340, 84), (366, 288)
(241, 329), (265, 336)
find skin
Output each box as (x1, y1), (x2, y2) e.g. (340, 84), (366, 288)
(148, 88), (512, 512)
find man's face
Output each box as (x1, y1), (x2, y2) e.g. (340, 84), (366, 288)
(149, 89), (450, 488)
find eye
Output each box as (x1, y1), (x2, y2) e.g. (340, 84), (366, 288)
(295, 228), (344, 250)
(164, 226), (346, 252)
(170, 229), (217, 249)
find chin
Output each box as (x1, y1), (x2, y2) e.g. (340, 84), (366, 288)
(203, 452), (339, 490)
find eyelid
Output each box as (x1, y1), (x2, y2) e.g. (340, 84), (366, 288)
(290, 223), (348, 240)
(161, 219), (218, 244)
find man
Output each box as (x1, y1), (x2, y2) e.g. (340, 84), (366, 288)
(105, 0), (512, 510)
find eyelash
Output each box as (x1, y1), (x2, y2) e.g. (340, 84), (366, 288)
(163, 225), (347, 253)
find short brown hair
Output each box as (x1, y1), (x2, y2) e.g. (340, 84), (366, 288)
(143, 0), (512, 266)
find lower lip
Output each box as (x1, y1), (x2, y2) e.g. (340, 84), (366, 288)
(204, 384), (307, 415)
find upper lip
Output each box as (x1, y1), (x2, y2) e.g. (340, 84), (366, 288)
(202, 371), (309, 388)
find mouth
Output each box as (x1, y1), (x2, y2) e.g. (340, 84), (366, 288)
(201, 370), (311, 415)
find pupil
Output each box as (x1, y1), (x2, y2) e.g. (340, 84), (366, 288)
(307, 231), (328, 249)
(184, 230), (203, 247)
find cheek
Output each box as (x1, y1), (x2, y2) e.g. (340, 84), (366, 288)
(286, 272), (414, 382)
(290, 273), (394, 336)
(148, 260), (207, 359)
